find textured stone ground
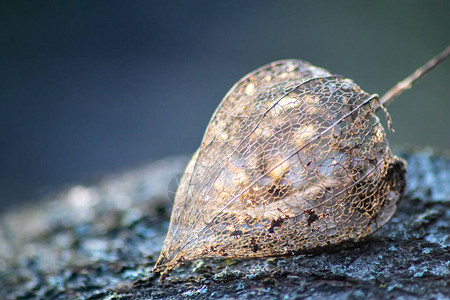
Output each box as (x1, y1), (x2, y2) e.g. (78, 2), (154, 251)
(0, 148), (449, 300)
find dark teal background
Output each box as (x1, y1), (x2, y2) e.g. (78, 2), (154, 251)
(1, 1), (449, 209)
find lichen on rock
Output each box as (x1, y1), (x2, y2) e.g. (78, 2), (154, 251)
(0, 149), (449, 299)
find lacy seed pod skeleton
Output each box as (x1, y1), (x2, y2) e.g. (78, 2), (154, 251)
(154, 47), (450, 281)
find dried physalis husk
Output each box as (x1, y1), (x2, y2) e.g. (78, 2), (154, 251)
(153, 59), (409, 280)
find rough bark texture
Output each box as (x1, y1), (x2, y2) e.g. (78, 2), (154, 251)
(0, 148), (449, 300)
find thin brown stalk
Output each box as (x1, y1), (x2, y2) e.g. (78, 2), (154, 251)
(376, 45), (450, 110)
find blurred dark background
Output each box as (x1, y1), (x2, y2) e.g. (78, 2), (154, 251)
(1, 1), (449, 210)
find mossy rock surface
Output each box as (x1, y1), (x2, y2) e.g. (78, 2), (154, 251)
(1, 148), (449, 300)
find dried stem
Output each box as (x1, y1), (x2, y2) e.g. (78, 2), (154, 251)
(376, 45), (450, 110)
